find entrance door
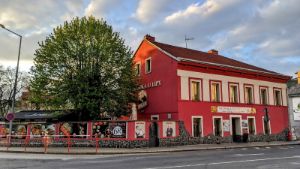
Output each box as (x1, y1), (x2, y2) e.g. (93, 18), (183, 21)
(231, 117), (241, 142)
(213, 117), (223, 136)
(149, 122), (159, 147)
(193, 117), (202, 137)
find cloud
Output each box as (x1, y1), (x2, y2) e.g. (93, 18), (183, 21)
(0, 0), (299, 76)
(0, 0), (85, 70)
(134, 0), (174, 23)
(85, 0), (120, 18)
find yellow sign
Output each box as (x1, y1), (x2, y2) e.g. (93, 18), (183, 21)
(211, 106), (256, 114)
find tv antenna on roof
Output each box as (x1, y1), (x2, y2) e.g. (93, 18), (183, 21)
(185, 35), (194, 48)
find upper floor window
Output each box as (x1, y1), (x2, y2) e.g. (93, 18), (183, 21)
(274, 88), (282, 106)
(244, 85), (254, 104)
(145, 57), (151, 74)
(135, 63), (141, 76)
(229, 83), (239, 103)
(210, 81), (221, 102)
(260, 87), (268, 105)
(190, 80), (202, 101)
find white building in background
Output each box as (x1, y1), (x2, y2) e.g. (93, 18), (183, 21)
(288, 72), (300, 139)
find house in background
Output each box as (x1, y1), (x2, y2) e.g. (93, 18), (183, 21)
(133, 35), (291, 141)
(288, 72), (300, 139)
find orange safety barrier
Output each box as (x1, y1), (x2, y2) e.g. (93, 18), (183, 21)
(95, 137), (99, 153)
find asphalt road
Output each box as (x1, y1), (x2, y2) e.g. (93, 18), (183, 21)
(0, 145), (300, 169)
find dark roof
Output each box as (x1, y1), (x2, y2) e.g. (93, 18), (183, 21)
(288, 84), (300, 96)
(150, 40), (288, 77)
(15, 110), (69, 119)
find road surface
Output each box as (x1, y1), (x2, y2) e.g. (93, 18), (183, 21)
(0, 145), (299, 169)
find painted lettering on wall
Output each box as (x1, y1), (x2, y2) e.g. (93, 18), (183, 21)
(138, 80), (161, 90)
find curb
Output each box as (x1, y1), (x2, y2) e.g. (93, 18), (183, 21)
(0, 142), (299, 155)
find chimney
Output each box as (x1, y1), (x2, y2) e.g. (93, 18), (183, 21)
(208, 49), (218, 55)
(144, 34), (155, 42)
(296, 71), (300, 84)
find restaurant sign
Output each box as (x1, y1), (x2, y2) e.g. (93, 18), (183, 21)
(211, 106), (256, 114)
(138, 80), (161, 90)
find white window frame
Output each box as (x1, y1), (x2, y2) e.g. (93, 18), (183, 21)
(145, 57), (152, 74)
(230, 115), (242, 136)
(213, 116), (223, 137)
(135, 62), (141, 76)
(210, 81), (222, 102)
(262, 117), (272, 134)
(247, 116), (256, 135)
(190, 80), (202, 101)
(260, 87), (269, 105)
(151, 115), (159, 120)
(273, 89), (282, 106)
(244, 85), (254, 104)
(192, 116), (203, 137)
(229, 83), (239, 103)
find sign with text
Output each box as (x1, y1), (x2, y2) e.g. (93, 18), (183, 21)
(92, 122), (127, 138)
(211, 106), (256, 114)
(223, 120), (230, 132)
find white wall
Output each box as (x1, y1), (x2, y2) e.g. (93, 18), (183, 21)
(178, 70), (287, 106)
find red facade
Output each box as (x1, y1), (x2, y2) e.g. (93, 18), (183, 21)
(133, 35), (290, 139)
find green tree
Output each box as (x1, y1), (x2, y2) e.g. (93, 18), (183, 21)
(30, 16), (138, 120)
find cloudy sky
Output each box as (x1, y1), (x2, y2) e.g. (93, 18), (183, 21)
(0, 0), (299, 77)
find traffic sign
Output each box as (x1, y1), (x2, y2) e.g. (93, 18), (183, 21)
(6, 112), (15, 121)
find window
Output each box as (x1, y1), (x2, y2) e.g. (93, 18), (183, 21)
(229, 83), (239, 103)
(145, 58), (151, 73)
(192, 117), (203, 137)
(244, 85), (254, 104)
(274, 89), (282, 106)
(190, 80), (201, 101)
(135, 63), (141, 76)
(213, 117), (223, 136)
(210, 81), (221, 102)
(248, 117), (256, 135)
(260, 87), (268, 105)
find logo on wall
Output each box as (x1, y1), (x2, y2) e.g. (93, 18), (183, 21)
(138, 90), (147, 110)
(112, 126), (123, 136)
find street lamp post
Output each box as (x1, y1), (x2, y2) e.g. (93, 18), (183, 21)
(0, 24), (22, 143)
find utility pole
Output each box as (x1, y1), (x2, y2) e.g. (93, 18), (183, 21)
(0, 24), (22, 144)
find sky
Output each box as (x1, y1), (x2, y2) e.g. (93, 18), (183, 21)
(0, 0), (299, 77)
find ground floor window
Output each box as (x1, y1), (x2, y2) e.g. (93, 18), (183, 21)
(248, 117), (256, 135)
(192, 117), (202, 137)
(213, 117), (223, 136)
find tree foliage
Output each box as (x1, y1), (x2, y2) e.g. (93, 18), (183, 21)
(30, 16), (138, 119)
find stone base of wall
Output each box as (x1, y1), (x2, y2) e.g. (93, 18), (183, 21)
(0, 122), (290, 148)
(158, 122), (289, 147)
(0, 139), (150, 148)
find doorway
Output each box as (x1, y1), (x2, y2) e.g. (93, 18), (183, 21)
(213, 117), (223, 137)
(231, 117), (242, 142)
(192, 117), (203, 137)
(149, 122), (159, 147)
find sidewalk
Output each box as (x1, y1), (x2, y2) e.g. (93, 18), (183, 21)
(0, 141), (299, 155)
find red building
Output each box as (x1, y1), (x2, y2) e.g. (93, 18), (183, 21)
(133, 35), (291, 141)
